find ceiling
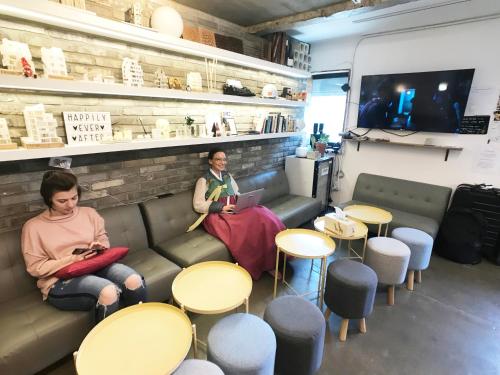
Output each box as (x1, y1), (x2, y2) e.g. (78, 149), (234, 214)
(173, 0), (349, 27)
(173, 0), (500, 43)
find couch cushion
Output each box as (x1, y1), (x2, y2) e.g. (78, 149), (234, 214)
(99, 204), (150, 253)
(99, 204), (181, 302)
(121, 248), (180, 302)
(0, 291), (92, 375)
(266, 195), (322, 228)
(237, 169), (290, 205)
(141, 191), (199, 245)
(340, 200), (440, 238)
(0, 229), (38, 303)
(155, 230), (232, 268)
(352, 173), (451, 224)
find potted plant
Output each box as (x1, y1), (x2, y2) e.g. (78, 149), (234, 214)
(185, 115), (196, 137)
(315, 134), (329, 156)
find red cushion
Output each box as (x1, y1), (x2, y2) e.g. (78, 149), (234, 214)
(55, 247), (129, 279)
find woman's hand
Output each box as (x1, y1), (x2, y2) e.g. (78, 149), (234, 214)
(73, 249), (97, 261)
(222, 204), (236, 213)
(88, 241), (105, 250)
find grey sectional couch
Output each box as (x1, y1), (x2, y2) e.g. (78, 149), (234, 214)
(0, 203), (181, 375)
(0, 168), (322, 374)
(339, 173), (452, 238)
(142, 168), (322, 267)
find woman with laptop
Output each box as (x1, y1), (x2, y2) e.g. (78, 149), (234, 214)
(193, 148), (285, 279)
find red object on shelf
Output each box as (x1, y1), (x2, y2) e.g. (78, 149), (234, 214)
(21, 57), (37, 78)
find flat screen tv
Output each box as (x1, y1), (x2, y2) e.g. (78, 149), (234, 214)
(357, 69), (475, 133)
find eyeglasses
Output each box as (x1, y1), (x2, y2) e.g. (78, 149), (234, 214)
(213, 157), (227, 162)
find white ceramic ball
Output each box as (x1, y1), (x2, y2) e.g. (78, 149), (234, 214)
(150, 6), (184, 38)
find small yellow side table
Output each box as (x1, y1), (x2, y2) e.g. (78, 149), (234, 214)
(314, 216), (369, 261)
(172, 261), (253, 357)
(75, 303), (192, 375)
(343, 205), (393, 237)
(274, 229), (335, 309)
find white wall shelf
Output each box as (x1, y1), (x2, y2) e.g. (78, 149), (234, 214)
(0, 76), (306, 108)
(348, 138), (463, 161)
(0, 0), (310, 79)
(0, 132), (299, 162)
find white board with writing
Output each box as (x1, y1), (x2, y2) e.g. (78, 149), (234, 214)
(63, 112), (112, 144)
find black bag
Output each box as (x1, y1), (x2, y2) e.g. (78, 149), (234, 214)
(451, 184), (500, 264)
(435, 208), (486, 264)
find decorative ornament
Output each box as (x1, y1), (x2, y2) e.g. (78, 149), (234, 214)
(150, 6), (184, 38)
(122, 58), (144, 87)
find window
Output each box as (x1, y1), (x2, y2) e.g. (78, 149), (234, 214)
(305, 70), (350, 143)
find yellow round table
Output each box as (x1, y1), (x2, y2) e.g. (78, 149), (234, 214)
(172, 261), (253, 356)
(343, 205), (393, 237)
(274, 229), (336, 309)
(314, 216), (369, 261)
(75, 303), (192, 375)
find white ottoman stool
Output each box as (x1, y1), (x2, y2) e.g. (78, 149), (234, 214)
(365, 237), (410, 305)
(392, 227), (433, 291)
(174, 359), (224, 374)
(207, 313), (276, 375)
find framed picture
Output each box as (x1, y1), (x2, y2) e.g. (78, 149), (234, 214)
(205, 112), (222, 137)
(222, 111), (237, 135)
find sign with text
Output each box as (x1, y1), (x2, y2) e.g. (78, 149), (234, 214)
(63, 112), (112, 144)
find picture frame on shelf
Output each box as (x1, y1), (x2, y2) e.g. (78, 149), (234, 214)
(222, 111), (237, 135)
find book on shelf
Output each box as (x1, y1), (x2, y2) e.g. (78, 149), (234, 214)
(258, 112), (297, 134)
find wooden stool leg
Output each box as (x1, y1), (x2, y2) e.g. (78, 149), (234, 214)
(416, 270), (422, 283)
(387, 285), (395, 305)
(339, 319), (349, 342)
(359, 318), (367, 334)
(324, 308), (331, 321)
(407, 270), (415, 291)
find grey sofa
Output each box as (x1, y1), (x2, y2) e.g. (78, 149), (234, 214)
(142, 168), (322, 267)
(0, 203), (181, 375)
(340, 173), (452, 238)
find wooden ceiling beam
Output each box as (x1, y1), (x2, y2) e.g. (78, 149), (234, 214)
(245, 0), (383, 34)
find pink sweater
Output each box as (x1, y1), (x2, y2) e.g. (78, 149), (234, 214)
(21, 206), (110, 299)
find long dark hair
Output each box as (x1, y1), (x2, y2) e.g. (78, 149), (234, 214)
(40, 171), (81, 208)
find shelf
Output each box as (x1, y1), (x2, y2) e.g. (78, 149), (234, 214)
(0, 0), (310, 79)
(347, 138), (463, 161)
(0, 76), (305, 108)
(0, 132), (299, 162)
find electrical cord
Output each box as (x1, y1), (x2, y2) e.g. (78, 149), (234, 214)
(381, 129), (419, 137)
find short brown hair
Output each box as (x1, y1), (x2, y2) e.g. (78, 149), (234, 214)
(40, 171), (81, 208)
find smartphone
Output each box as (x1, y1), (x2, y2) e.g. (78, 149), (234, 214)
(72, 248), (90, 255)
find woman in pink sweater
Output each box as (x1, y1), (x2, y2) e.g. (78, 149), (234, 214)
(21, 171), (146, 322)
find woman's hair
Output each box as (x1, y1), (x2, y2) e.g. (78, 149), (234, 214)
(40, 170), (81, 208)
(208, 147), (225, 160)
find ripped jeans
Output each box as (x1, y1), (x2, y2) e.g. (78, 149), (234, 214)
(47, 263), (147, 323)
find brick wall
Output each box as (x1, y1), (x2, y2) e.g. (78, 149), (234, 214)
(50, 0), (266, 58)
(0, 3), (305, 233)
(0, 18), (304, 142)
(0, 136), (301, 233)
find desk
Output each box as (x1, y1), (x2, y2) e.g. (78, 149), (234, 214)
(75, 303), (192, 375)
(343, 205), (392, 237)
(274, 229), (335, 309)
(314, 216), (368, 261)
(172, 261), (253, 356)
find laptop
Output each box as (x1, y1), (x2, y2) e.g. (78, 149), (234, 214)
(232, 188), (264, 213)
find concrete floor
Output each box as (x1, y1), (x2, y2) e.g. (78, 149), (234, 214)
(40, 244), (500, 375)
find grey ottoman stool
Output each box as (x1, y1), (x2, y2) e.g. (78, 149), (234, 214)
(323, 259), (378, 342)
(365, 237), (410, 306)
(174, 359), (224, 374)
(392, 227), (433, 291)
(207, 313), (276, 375)
(264, 296), (325, 375)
